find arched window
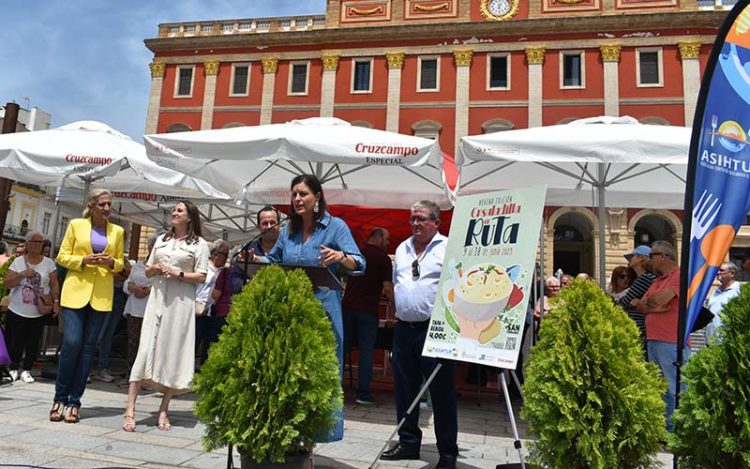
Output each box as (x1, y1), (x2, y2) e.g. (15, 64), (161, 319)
(166, 123), (191, 133)
(351, 120), (374, 129)
(222, 122), (245, 129)
(481, 119), (514, 134)
(411, 120), (442, 140)
(557, 117), (579, 125)
(634, 213), (675, 245)
(639, 117), (670, 125)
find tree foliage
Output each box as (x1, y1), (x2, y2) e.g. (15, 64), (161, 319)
(521, 279), (667, 469)
(669, 283), (750, 467)
(194, 265), (342, 463)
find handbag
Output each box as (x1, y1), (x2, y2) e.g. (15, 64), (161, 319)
(36, 292), (54, 316)
(691, 306), (715, 334)
(22, 257), (54, 316)
(0, 329), (10, 366)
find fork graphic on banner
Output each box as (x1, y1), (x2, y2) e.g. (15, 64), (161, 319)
(691, 190), (722, 241)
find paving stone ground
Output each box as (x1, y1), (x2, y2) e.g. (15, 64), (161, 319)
(0, 370), (673, 468)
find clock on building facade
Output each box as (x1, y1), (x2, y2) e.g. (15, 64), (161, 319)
(480, 0), (519, 20)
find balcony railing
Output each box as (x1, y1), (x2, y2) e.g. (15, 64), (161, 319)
(696, 0), (737, 8)
(158, 15), (327, 38)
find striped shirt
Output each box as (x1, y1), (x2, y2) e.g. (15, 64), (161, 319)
(618, 272), (656, 338)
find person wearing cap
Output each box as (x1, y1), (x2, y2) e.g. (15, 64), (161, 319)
(617, 245), (656, 354)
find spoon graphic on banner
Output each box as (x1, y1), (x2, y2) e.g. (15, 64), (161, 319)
(687, 224), (735, 302)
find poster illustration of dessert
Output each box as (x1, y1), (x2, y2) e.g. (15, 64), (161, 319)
(423, 186), (546, 369)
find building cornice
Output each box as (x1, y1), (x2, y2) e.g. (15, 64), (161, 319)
(145, 11), (724, 54)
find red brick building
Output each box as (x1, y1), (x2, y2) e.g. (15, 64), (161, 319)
(143, 0), (740, 280)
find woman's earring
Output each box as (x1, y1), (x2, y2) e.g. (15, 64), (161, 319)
(314, 201), (320, 213)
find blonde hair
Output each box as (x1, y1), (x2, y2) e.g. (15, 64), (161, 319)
(82, 188), (112, 218)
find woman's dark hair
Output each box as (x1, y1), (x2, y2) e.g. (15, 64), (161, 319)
(288, 174), (326, 235)
(610, 266), (636, 293)
(0, 240), (6, 255)
(163, 200), (202, 243)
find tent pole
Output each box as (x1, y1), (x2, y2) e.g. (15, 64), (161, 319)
(597, 163), (606, 288)
(82, 180), (90, 205)
(51, 186), (64, 257)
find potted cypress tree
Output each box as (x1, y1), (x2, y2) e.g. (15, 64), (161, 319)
(521, 279), (667, 469)
(194, 265), (342, 468)
(669, 284), (750, 467)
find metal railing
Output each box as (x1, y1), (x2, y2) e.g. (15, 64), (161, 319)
(159, 15), (327, 38)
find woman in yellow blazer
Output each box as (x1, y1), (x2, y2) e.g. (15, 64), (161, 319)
(51, 188), (124, 424)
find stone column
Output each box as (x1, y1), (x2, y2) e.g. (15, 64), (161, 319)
(320, 54), (340, 117)
(525, 48), (545, 128)
(145, 61), (165, 134)
(260, 58), (279, 125)
(453, 49), (473, 145)
(201, 59), (220, 130)
(600, 45), (621, 117)
(386, 52), (405, 132)
(679, 41), (702, 127)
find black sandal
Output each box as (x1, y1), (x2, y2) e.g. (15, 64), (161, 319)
(50, 402), (65, 422)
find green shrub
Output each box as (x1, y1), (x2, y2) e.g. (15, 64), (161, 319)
(521, 279), (667, 469)
(194, 265), (342, 463)
(669, 284), (750, 467)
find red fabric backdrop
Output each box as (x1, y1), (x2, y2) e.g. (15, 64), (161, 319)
(276, 153), (458, 252)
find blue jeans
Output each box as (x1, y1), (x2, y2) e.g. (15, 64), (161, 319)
(647, 340), (690, 431)
(54, 305), (109, 407)
(343, 311), (379, 400)
(96, 310), (120, 370)
(96, 288), (126, 370)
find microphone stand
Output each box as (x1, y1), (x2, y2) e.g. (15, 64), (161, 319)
(233, 220), (283, 284)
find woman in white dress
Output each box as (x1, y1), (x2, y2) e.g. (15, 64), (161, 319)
(123, 201), (209, 432)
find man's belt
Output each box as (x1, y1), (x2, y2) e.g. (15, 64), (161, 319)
(397, 319), (430, 328)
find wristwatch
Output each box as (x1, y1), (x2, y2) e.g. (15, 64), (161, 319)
(179, 271), (185, 280)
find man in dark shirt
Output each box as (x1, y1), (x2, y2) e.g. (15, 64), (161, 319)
(342, 227), (394, 405)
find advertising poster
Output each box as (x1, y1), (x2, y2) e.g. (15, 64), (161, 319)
(423, 186), (546, 369)
(681, 1), (750, 345)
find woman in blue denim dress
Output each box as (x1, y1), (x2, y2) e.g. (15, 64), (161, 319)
(260, 174), (365, 441)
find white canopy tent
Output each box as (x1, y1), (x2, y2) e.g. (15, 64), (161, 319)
(458, 116), (691, 283)
(0, 121), (225, 197)
(0, 120), (233, 246)
(53, 187), (260, 244)
(144, 117), (450, 209)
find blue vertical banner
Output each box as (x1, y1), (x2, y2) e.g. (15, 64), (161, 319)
(681, 0), (750, 348)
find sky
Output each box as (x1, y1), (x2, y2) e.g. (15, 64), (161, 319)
(0, 1), (326, 139)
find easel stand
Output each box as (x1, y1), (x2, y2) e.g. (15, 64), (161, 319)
(370, 364), (526, 469)
(498, 372), (526, 469)
(370, 363), (444, 469)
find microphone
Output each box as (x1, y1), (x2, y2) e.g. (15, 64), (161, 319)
(234, 218), (284, 262)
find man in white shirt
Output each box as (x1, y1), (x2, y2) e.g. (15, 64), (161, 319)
(380, 200), (457, 469)
(705, 262), (741, 340)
